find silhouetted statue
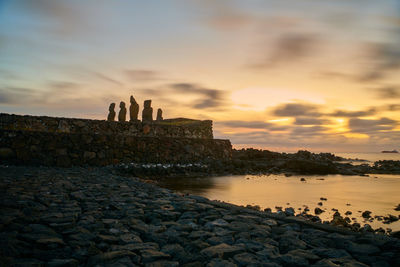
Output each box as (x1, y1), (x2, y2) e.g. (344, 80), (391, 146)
(118, 101), (127, 122)
(107, 103), (116, 121)
(156, 108), (163, 121)
(142, 100), (153, 122)
(129, 95), (139, 121)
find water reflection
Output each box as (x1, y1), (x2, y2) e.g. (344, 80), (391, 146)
(159, 176), (230, 195)
(159, 174), (400, 231)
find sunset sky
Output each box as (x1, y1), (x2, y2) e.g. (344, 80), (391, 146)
(1, 0), (400, 152)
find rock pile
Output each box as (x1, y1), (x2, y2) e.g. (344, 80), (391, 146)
(1, 165), (399, 266)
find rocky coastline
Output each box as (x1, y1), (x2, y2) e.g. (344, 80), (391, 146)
(1, 165), (399, 266)
(117, 149), (400, 179)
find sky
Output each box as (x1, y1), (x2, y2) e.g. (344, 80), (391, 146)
(1, 0), (400, 152)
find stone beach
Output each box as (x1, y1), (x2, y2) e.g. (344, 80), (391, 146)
(1, 165), (399, 266)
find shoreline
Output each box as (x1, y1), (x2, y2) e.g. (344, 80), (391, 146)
(145, 173), (400, 235)
(115, 150), (400, 180)
(1, 165), (399, 266)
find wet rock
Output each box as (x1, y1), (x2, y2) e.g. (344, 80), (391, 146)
(88, 251), (136, 265)
(200, 243), (245, 259)
(331, 211), (348, 227)
(279, 236), (307, 253)
(286, 249), (320, 262)
(362, 210), (372, 218)
(390, 231), (400, 238)
(383, 214), (399, 224)
(233, 252), (262, 266)
(362, 224), (374, 232)
(284, 207), (295, 216)
(311, 248), (351, 259)
(47, 258), (79, 267)
(206, 258), (237, 267)
(141, 249), (170, 263)
(272, 253), (309, 267)
(204, 219), (229, 230)
(146, 260), (179, 267)
(313, 258), (368, 267)
(344, 241), (380, 255)
(315, 207), (324, 215)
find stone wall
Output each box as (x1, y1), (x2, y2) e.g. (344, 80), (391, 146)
(0, 113), (232, 166)
(0, 113), (213, 139)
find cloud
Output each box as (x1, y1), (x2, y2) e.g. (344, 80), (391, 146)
(348, 117), (398, 133)
(252, 33), (321, 68)
(375, 86), (400, 99)
(207, 11), (252, 31)
(0, 86), (38, 104)
(294, 117), (330, 125)
(93, 72), (124, 86)
(192, 0), (253, 31)
(169, 83), (227, 109)
(330, 108), (376, 117)
(216, 120), (272, 129)
(47, 81), (80, 90)
(272, 103), (322, 117)
(358, 42), (400, 82)
(125, 70), (163, 82)
(11, 0), (92, 36)
(388, 104), (400, 111)
(291, 126), (327, 136)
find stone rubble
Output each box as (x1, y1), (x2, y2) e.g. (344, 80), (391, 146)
(1, 165), (399, 266)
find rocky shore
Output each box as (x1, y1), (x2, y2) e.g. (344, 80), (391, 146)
(117, 149), (400, 179)
(1, 165), (399, 266)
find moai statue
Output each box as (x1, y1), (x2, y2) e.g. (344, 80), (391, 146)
(142, 100), (153, 122)
(118, 101), (127, 122)
(156, 108), (163, 121)
(129, 95), (139, 121)
(107, 103), (116, 121)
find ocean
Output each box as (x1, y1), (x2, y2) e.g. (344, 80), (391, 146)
(159, 152), (400, 232)
(335, 152), (400, 163)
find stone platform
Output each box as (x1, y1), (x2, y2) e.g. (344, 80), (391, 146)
(0, 113), (231, 166)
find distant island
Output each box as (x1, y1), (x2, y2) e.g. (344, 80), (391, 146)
(382, 150), (399, 153)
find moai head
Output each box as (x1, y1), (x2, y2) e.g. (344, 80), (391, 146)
(144, 100), (152, 108)
(130, 95), (137, 104)
(120, 101), (126, 109)
(109, 103), (115, 111)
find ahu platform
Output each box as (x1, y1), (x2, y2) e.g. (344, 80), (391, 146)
(0, 113), (232, 166)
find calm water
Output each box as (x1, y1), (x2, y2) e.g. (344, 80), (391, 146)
(336, 152), (400, 163)
(159, 153), (400, 231)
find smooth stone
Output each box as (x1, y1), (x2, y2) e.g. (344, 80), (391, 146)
(233, 252), (263, 266)
(201, 243), (245, 259)
(141, 249), (170, 263)
(206, 258), (237, 267)
(87, 251), (136, 265)
(47, 258), (79, 267)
